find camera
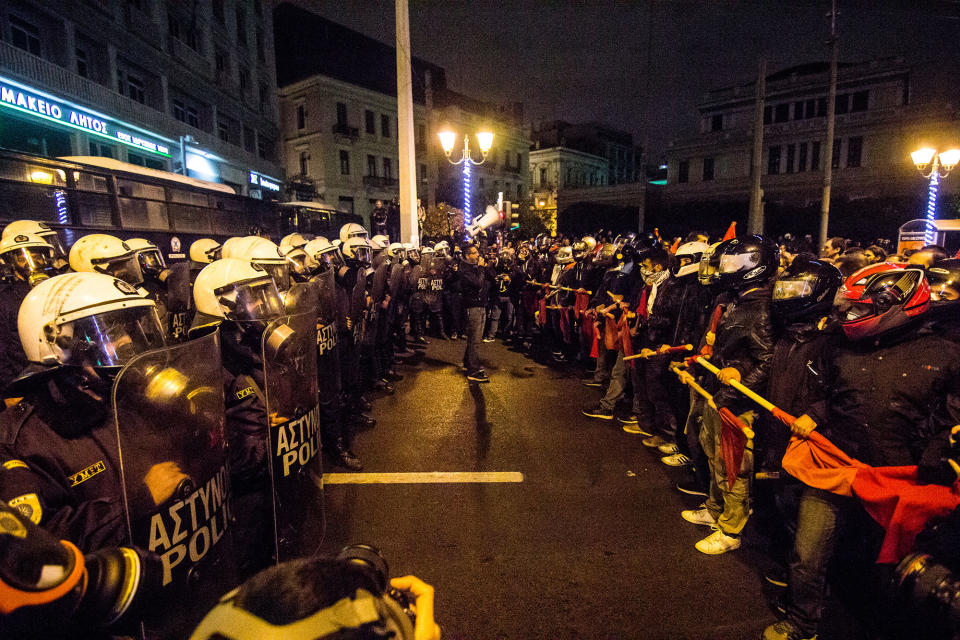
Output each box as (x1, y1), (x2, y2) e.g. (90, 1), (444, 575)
(336, 543), (416, 626)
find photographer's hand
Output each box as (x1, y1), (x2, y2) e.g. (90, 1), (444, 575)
(390, 575), (441, 640)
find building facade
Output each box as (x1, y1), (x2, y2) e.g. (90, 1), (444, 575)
(661, 58), (960, 238)
(528, 145), (609, 226)
(0, 0), (282, 197)
(528, 120), (643, 186)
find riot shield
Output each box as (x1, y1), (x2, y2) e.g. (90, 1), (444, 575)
(112, 331), (236, 640)
(283, 280), (320, 316)
(261, 310), (323, 562)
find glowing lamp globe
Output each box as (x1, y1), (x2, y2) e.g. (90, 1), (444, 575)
(939, 149), (960, 172)
(476, 131), (494, 154)
(438, 131), (457, 156)
(911, 147), (937, 169)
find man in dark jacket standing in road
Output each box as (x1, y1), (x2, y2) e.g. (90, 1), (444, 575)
(459, 244), (492, 383)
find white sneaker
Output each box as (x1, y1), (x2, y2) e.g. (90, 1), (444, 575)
(681, 507), (716, 526)
(661, 453), (691, 467)
(657, 442), (679, 455)
(695, 529), (741, 555)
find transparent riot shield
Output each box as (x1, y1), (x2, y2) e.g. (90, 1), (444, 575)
(112, 331), (235, 640)
(283, 280), (320, 316)
(261, 310), (323, 562)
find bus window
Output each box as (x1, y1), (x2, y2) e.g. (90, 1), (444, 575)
(117, 179), (169, 230)
(0, 181), (65, 224)
(168, 188), (210, 208)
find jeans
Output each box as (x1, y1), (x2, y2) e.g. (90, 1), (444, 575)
(485, 302), (501, 339)
(592, 347), (616, 384)
(463, 306), (486, 373)
(700, 405), (755, 536)
(599, 352), (629, 411)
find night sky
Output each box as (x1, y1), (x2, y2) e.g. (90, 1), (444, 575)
(289, 1), (960, 156)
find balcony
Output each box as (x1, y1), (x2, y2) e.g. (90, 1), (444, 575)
(502, 164), (523, 174)
(0, 40), (279, 175)
(331, 123), (359, 141)
(363, 175), (398, 189)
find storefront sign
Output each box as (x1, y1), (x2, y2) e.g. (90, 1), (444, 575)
(0, 75), (172, 157)
(249, 171), (280, 192)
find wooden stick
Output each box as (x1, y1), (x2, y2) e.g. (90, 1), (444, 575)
(670, 362), (755, 438)
(694, 356), (778, 413)
(526, 280), (593, 295)
(623, 344), (693, 361)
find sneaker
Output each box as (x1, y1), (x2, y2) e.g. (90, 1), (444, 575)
(762, 620), (817, 640)
(695, 529), (741, 555)
(642, 435), (668, 448)
(661, 453), (691, 467)
(581, 380), (603, 388)
(622, 422), (645, 434)
(466, 370), (490, 383)
(581, 406), (614, 420)
(618, 414), (638, 425)
(676, 479), (708, 497)
(449, 333), (459, 340)
(681, 507), (716, 526)
(765, 566), (789, 588)
(656, 440), (678, 454)
(482, 337), (495, 343)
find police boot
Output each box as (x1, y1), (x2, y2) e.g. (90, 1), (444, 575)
(349, 413), (376, 430)
(357, 395), (373, 413)
(334, 438), (363, 471)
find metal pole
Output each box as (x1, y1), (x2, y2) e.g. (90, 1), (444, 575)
(819, 0), (839, 249)
(395, 0), (419, 244)
(425, 70), (437, 212)
(748, 58), (766, 234)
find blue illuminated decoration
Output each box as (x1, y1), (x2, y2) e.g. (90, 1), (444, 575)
(53, 189), (74, 245)
(0, 75), (171, 157)
(925, 171), (939, 245)
(463, 161), (471, 225)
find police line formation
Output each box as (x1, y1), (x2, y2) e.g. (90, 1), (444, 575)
(1, 217), (959, 639)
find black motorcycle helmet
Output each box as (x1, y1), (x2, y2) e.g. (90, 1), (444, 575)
(926, 258), (960, 305)
(714, 234), (780, 291)
(635, 231), (660, 251)
(772, 255), (843, 322)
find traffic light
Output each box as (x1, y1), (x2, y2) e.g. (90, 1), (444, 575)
(510, 202), (520, 230)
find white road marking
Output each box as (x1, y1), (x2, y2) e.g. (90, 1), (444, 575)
(321, 471), (524, 485)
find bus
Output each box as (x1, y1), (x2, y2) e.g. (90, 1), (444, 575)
(0, 149), (362, 259)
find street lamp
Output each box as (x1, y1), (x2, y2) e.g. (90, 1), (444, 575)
(438, 129), (494, 226)
(912, 147), (960, 245)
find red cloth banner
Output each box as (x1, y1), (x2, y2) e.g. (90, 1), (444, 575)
(719, 408), (750, 489)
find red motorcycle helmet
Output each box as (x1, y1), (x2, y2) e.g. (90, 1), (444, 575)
(837, 262), (930, 340)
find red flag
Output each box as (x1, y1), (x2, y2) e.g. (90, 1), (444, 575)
(718, 408), (751, 489)
(670, 238), (681, 254)
(537, 295), (547, 327)
(782, 432), (960, 563)
(559, 307), (572, 343)
(573, 291), (591, 318)
(722, 221), (737, 241)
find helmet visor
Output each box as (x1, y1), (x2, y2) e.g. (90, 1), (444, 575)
(256, 261), (291, 292)
(699, 252), (720, 284)
(285, 249), (316, 275)
(59, 307), (165, 367)
(773, 277), (816, 301)
(137, 249), (166, 276)
(215, 277), (285, 321)
(719, 250), (761, 274)
(1, 246), (55, 278)
(355, 246), (373, 265)
(92, 253), (144, 285)
(40, 231), (68, 260)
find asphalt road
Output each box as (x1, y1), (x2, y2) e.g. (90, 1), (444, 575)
(320, 338), (781, 640)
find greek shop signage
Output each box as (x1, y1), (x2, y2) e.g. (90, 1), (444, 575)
(249, 171), (280, 192)
(0, 76), (171, 157)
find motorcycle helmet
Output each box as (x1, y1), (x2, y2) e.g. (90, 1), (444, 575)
(190, 238), (222, 264)
(713, 235), (779, 290)
(581, 235), (598, 253)
(698, 241), (724, 286)
(772, 255), (843, 321)
(672, 241), (710, 278)
(0, 232), (56, 286)
(926, 259), (960, 304)
(193, 259), (285, 322)
(2, 220), (68, 262)
(222, 236), (290, 292)
(69, 234), (144, 285)
(592, 243), (618, 268)
(125, 238), (167, 279)
(342, 238), (373, 266)
(555, 246), (574, 265)
(339, 223), (368, 244)
(837, 263), (930, 340)
(635, 231), (659, 251)
(19, 272), (164, 369)
(303, 237), (342, 273)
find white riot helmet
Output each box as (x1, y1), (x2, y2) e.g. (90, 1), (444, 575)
(402, 242), (419, 263)
(278, 235), (317, 280)
(303, 236), (344, 271)
(371, 234), (389, 248)
(421, 246), (435, 256)
(280, 233), (310, 254)
(19, 272), (164, 367)
(69, 234), (144, 285)
(387, 242), (403, 258)
(220, 237), (245, 260)
(555, 246), (574, 265)
(222, 236), (290, 291)
(368, 236), (386, 251)
(339, 223), (368, 244)
(434, 241), (449, 258)
(341, 237), (373, 266)
(193, 259), (285, 321)
(125, 237), (167, 279)
(2, 220), (68, 261)
(0, 232), (56, 286)
(673, 241), (711, 278)
(190, 238), (222, 264)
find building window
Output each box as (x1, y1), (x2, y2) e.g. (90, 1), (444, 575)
(296, 104), (306, 130)
(258, 84), (268, 112)
(677, 160), (689, 183)
(256, 27), (265, 62)
(517, 183), (523, 200)
(774, 103), (789, 123)
(126, 74), (145, 104)
(236, 7), (247, 46)
(215, 49), (227, 76)
(365, 110), (375, 134)
(786, 144), (795, 173)
(243, 126), (255, 153)
(710, 114), (723, 132)
(336, 102), (348, 127)
(172, 99), (199, 128)
(851, 90), (869, 112)
(367, 154), (377, 177)
(381, 114), (390, 138)
(383, 157), (392, 180)
(539, 167), (547, 185)
(420, 162), (427, 183)
(257, 136), (271, 160)
(417, 124), (426, 145)
(516, 152), (522, 170)
(299, 150), (310, 175)
(804, 99), (816, 119)
(817, 97), (828, 117)
(702, 157), (714, 181)
(90, 142), (114, 159)
(76, 48), (89, 78)
(10, 15), (41, 57)
(239, 70), (249, 92)
(128, 152), (165, 171)
(339, 150), (350, 175)
(217, 120), (229, 142)
(832, 138), (842, 169)
(847, 136), (863, 168)
(793, 101), (804, 120)
(763, 105), (772, 125)
(811, 141), (821, 171)
(798, 142), (808, 172)
(338, 196), (354, 214)
(835, 94), (849, 115)
(213, 0), (225, 23)
(768, 146), (781, 175)
(168, 13), (199, 52)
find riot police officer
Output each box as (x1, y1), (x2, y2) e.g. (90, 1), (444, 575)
(69, 233), (144, 286)
(126, 237), (193, 342)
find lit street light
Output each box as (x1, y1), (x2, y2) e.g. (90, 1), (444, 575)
(911, 146), (960, 245)
(438, 129), (493, 226)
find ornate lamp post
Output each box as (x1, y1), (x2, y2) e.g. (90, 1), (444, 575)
(438, 129), (493, 227)
(911, 147), (960, 245)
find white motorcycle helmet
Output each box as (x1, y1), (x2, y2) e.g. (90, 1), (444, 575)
(386, 242), (403, 258)
(222, 236), (290, 291)
(2, 220), (68, 261)
(555, 246), (574, 265)
(193, 259), (285, 321)
(69, 234), (144, 285)
(19, 272), (164, 368)
(0, 232), (56, 286)
(190, 238), (222, 264)
(673, 241), (711, 278)
(125, 238), (167, 279)
(341, 237), (373, 265)
(339, 222), (368, 244)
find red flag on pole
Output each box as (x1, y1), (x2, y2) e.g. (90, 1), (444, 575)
(718, 408), (751, 489)
(722, 221), (737, 241)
